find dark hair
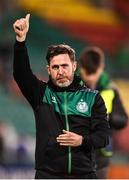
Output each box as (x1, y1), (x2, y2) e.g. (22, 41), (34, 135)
(79, 46), (105, 75)
(46, 44), (76, 64)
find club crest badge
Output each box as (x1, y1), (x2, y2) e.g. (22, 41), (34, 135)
(76, 99), (88, 113)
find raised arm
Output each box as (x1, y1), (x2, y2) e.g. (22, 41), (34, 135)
(13, 14), (46, 110)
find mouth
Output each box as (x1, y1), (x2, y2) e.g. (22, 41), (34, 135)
(57, 77), (68, 83)
(57, 77), (66, 80)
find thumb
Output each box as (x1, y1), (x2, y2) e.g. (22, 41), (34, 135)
(62, 129), (69, 134)
(25, 14), (30, 22)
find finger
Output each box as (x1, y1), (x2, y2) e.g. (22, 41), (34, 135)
(15, 24), (22, 31)
(57, 137), (71, 140)
(14, 20), (25, 31)
(59, 143), (73, 146)
(57, 140), (73, 144)
(62, 129), (69, 134)
(58, 134), (70, 138)
(13, 21), (21, 30)
(20, 19), (27, 30)
(57, 136), (73, 140)
(63, 130), (74, 136)
(14, 28), (22, 35)
(15, 26), (21, 31)
(13, 24), (22, 35)
(25, 14), (30, 22)
(57, 141), (73, 145)
(57, 138), (73, 142)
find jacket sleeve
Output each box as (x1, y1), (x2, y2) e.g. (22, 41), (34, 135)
(13, 41), (46, 110)
(82, 93), (110, 149)
(109, 89), (128, 130)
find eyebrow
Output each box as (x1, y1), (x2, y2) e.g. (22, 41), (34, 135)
(51, 64), (69, 68)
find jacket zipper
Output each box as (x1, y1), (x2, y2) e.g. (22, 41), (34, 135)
(64, 91), (72, 174)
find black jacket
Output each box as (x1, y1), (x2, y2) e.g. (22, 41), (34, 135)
(85, 72), (128, 169)
(97, 72), (128, 130)
(13, 41), (109, 176)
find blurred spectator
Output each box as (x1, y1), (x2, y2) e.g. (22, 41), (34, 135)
(0, 121), (18, 164)
(79, 46), (128, 178)
(0, 121), (35, 166)
(0, 42), (12, 89)
(16, 135), (35, 166)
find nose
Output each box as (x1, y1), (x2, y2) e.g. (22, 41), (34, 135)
(58, 66), (64, 75)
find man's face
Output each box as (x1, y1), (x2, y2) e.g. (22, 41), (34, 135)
(47, 54), (77, 87)
(80, 66), (103, 87)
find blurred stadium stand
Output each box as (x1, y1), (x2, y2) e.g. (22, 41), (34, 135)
(0, 85), (35, 135)
(18, 0), (128, 54)
(0, 0), (129, 178)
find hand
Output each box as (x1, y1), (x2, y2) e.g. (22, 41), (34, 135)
(57, 130), (83, 147)
(13, 14), (30, 42)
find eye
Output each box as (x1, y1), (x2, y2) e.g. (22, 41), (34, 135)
(62, 64), (69, 68)
(52, 65), (59, 70)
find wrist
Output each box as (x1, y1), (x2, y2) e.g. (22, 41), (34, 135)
(16, 35), (26, 42)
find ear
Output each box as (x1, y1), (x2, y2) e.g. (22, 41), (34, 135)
(99, 63), (104, 74)
(73, 61), (77, 72)
(47, 65), (50, 75)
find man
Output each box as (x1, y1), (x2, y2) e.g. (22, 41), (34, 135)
(79, 46), (128, 179)
(13, 14), (109, 179)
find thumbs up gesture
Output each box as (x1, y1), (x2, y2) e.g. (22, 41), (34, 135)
(13, 14), (30, 42)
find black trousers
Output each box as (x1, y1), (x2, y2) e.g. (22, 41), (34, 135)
(35, 170), (97, 179)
